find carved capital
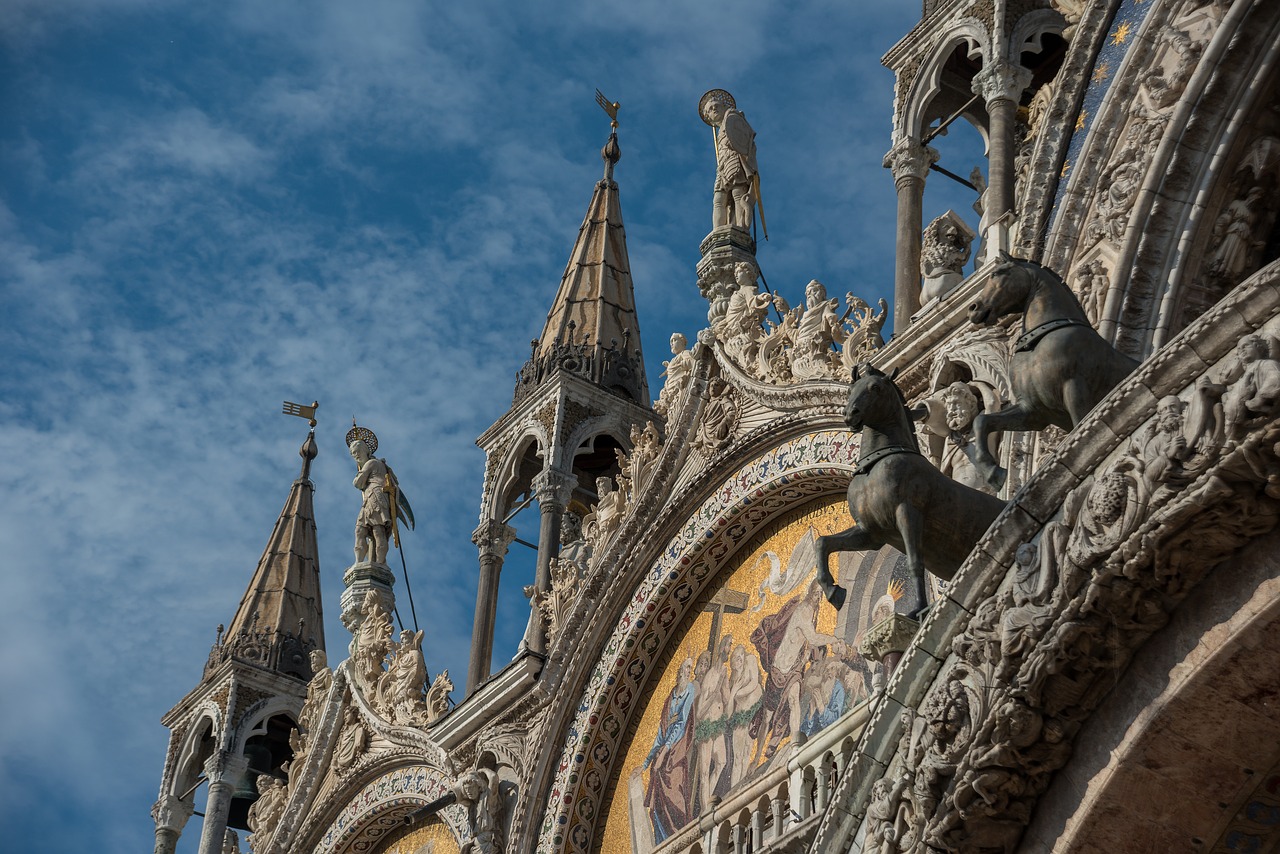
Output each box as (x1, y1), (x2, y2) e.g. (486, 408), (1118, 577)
(858, 613), (921, 661)
(883, 137), (939, 185)
(472, 519), (517, 559)
(151, 793), (194, 832)
(972, 61), (1033, 105)
(203, 751), (249, 787)
(531, 467), (577, 513)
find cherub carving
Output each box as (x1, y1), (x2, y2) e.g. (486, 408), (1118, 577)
(1224, 333), (1280, 439)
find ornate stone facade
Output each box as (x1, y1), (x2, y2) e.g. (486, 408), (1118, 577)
(158, 2), (1280, 853)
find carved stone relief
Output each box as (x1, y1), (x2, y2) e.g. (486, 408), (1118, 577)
(706, 273), (885, 385)
(346, 590), (450, 730)
(691, 375), (740, 457)
(920, 211), (976, 307)
(825, 271), (1280, 854)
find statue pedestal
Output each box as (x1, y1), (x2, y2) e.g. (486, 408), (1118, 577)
(697, 227), (759, 327)
(699, 225), (755, 262)
(340, 561), (396, 636)
(858, 612), (920, 694)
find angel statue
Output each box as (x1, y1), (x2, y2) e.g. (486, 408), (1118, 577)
(700, 89), (760, 233)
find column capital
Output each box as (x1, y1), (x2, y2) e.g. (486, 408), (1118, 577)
(203, 751), (249, 786)
(472, 519), (517, 558)
(971, 61), (1033, 105)
(151, 793), (194, 831)
(883, 137), (939, 185)
(531, 467), (577, 512)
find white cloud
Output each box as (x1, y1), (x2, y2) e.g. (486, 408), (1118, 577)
(0, 1), (922, 850)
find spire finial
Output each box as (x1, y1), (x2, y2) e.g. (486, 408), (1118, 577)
(596, 89), (621, 180)
(595, 88), (619, 130)
(283, 400), (320, 478)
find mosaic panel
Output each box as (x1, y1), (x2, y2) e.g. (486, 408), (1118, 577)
(538, 430), (865, 852)
(598, 495), (906, 853)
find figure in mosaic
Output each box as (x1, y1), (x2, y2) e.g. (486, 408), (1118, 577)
(693, 642), (731, 810)
(726, 643), (764, 788)
(749, 579), (842, 763)
(642, 656), (698, 842)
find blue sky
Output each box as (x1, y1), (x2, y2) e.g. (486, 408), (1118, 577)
(0, 2), (986, 850)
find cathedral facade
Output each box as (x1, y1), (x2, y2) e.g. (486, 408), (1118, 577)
(154, 0), (1280, 852)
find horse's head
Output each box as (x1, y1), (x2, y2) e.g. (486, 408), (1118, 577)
(846, 363), (904, 432)
(968, 251), (1039, 326)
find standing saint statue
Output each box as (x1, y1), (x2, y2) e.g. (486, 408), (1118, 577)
(700, 90), (760, 233)
(349, 438), (393, 565)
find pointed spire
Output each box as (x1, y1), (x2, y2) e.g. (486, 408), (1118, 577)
(520, 109), (649, 405)
(213, 432), (325, 680)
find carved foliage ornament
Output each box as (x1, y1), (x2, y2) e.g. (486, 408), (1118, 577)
(702, 264), (886, 385)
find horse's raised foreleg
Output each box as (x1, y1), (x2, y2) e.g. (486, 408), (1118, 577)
(895, 503), (929, 619)
(972, 403), (1043, 490)
(815, 526), (876, 610)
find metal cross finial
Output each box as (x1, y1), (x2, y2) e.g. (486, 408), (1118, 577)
(595, 89), (620, 128)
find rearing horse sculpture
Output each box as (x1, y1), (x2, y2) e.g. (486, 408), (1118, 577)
(967, 253), (1139, 489)
(816, 365), (1006, 617)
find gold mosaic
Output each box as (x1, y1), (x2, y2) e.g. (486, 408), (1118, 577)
(598, 495), (907, 852)
(369, 816), (460, 854)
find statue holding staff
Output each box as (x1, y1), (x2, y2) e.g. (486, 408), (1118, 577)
(700, 89), (764, 235)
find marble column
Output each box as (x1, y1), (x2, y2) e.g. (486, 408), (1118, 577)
(466, 518), (516, 693)
(770, 795), (786, 841)
(972, 61), (1033, 227)
(197, 752), (248, 854)
(884, 137), (939, 331)
(526, 467), (576, 654)
(152, 793), (194, 854)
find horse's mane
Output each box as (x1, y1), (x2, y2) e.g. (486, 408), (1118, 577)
(855, 363), (921, 453)
(992, 255), (1087, 317)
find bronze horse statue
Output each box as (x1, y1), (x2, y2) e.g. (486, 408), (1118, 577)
(967, 253), (1139, 489)
(816, 364), (1006, 617)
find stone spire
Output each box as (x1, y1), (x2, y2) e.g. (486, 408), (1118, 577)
(516, 130), (649, 406)
(471, 116), (657, 692)
(213, 430), (325, 679)
(154, 430), (328, 854)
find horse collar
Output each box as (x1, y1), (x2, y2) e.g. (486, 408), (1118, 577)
(1015, 317), (1092, 352)
(854, 444), (919, 476)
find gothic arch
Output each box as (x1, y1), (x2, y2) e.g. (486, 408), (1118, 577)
(1024, 527), (1280, 851)
(483, 430), (545, 521)
(1008, 10), (1067, 65)
(901, 22), (990, 142)
(531, 429), (866, 852)
(170, 712), (219, 797)
(305, 761), (467, 854)
(231, 697), (301, 756)
(1042, 0), (1280, 358)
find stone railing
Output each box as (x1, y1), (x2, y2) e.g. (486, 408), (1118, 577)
(649, 702), (871, 854)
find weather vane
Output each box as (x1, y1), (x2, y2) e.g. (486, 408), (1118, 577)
(282, 399), (319, 428)
(595, 89), (619, 129)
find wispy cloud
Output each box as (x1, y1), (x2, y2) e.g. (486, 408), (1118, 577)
(0, 2), (921, 851)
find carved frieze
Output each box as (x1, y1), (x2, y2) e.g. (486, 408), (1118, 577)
(816, 266), (1280, 854)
